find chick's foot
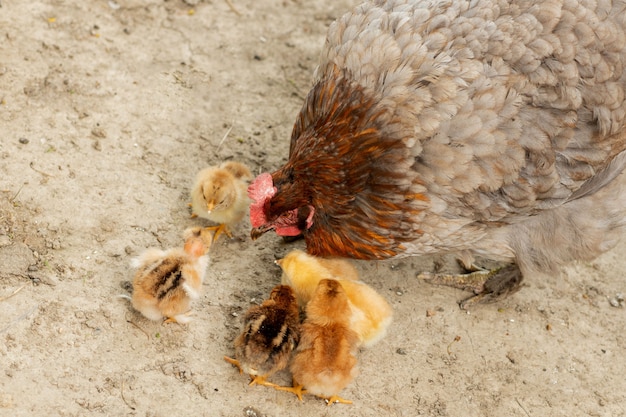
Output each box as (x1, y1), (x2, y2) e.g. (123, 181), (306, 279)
(276, 381), (307, 401)
(418, 264), (523, 310)
(223, 356), (243, 374)
(322, 395), (353, 406)
(163, 311), (195, 324)
(248, 375), (280, 388)
(203, 224), (231, 243)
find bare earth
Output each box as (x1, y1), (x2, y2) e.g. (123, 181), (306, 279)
(1, 1), (625, 416)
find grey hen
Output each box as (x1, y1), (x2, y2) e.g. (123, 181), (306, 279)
(249, 0), (626, 307)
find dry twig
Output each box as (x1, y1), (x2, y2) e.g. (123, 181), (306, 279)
(0, 284), (28, 302)
(10, 184), (24, 203)
(121, 378), (136, 411)
(126, 320), (150, 340)
(29, 161), (54, 177)
(446, 335), (461, 355)
(225, 0), (241, 16)
(216, 123), (234, 153)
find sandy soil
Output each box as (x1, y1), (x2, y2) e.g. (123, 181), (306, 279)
(1, 1), (625, 416)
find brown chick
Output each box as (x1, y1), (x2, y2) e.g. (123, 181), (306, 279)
(277, 249), (392, 347)
(224, 284), (300, 389)
(130, 233), (210, 324)
(278, 279), (359, 406)
(191, 161), (252, 242)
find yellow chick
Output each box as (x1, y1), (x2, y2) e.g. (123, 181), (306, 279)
(224, 285), (300, 389)
(190, 161), (252, 241)
(278, 279), (359, 405)
(130, 231), (210, 324)
(276, 249), (392, 347)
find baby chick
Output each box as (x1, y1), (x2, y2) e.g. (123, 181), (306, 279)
(278, 279), (359, 405)
(224, 284), (300, 389)
(277, 249), (392, 347)
(130, 231), (210, 324)
(190, 161), (252, 241)
(276, 251), (359, 306)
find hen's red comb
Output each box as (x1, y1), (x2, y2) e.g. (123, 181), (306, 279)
(248, 173), (276, 227)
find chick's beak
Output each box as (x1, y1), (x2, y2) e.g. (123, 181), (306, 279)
(206, 201), (215, 214)
(250, 224), (273, 240)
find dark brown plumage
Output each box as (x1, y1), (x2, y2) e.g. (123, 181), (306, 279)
(224, 285), (300, 388)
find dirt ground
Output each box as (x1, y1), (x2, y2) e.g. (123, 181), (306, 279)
(1, 0), (625, 416)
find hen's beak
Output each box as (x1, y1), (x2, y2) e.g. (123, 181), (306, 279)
(251, 224), (273, 240)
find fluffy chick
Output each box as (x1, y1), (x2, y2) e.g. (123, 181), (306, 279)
(276, 249), (358, 306)
(224, 285), (300, 389)
(190, 161), (252, 241)
(277, 249), (392, 347)
(130, 233), (209, 324)
(278, 279), (359, 405)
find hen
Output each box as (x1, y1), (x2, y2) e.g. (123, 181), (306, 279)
(249, 0), (626, 306)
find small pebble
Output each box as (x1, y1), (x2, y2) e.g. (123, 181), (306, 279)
(19, 137), (29, 144)
(244, 407), (258, 417)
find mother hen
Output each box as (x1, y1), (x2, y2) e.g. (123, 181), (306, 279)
(249, 0), (626, 306)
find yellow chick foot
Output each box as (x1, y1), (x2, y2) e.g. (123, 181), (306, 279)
(224, 357), (281, 388)
(248, 375), (280, 388)
(223, 356), (243, 374)
(322, 395), (353, 406)
(276, 381), (307, 401)
(163, 311), (194, 324)
(202, 224), (231, 243)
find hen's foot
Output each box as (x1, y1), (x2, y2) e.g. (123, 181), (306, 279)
(419, 264), (523, 309)
(275, 381), (307, 401)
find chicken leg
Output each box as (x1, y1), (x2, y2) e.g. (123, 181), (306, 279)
(223, 356), (281, 389)
(223, 356), (243, 374)
(322, 395), (353, 406)
(202, 224), (231, 243)
(275, 380), (307, 401)
(419, 264), (523, 309)
(163, 311), (195, 324)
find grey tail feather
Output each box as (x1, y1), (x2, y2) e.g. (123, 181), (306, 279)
(568, 149), (626, 202)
